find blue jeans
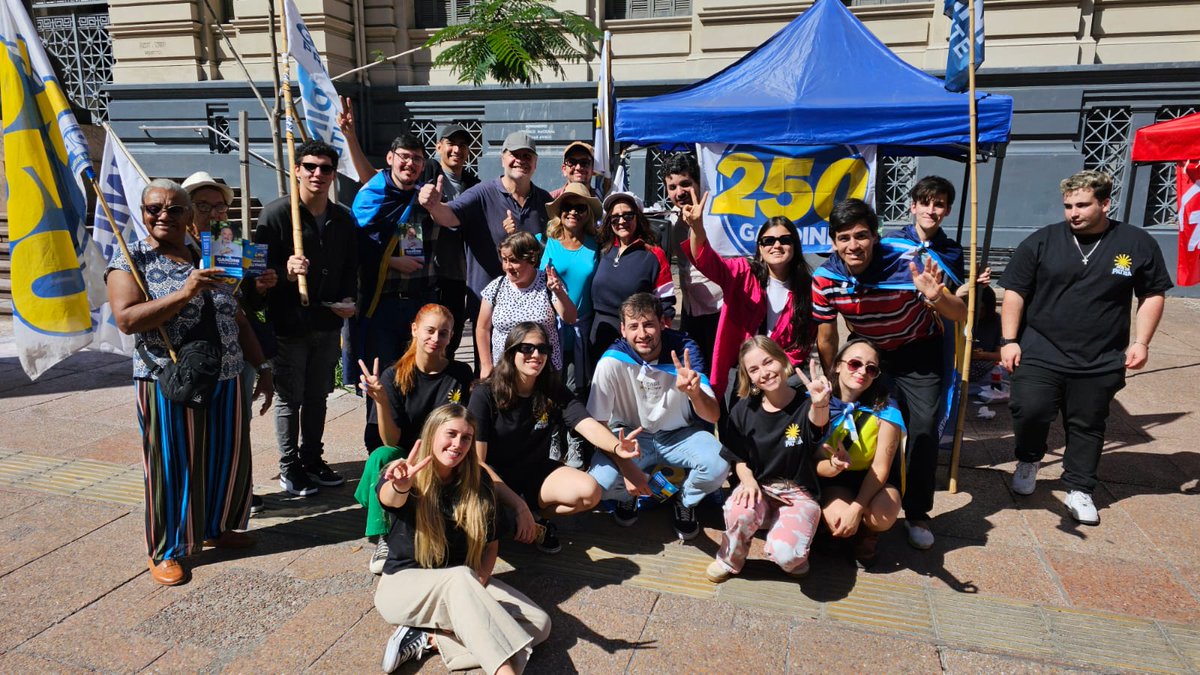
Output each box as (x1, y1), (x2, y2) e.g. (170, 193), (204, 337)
(588, 425), (730, 507)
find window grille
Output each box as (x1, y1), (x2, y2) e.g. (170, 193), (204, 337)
(416, 0), (477, 28)
(1081, 107), (1133, 215)
(877, 155), (918, 226)
(1144, 106), (1198, 226)
(607, 0), (691, 20)
(648, 147), (694, 206)
(33, 7), (113, 122)
(409, 119), (484, 174)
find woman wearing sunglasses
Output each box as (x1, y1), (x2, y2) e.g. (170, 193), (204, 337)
(476, 232), (576, 380)
(538, 183), (602, 397)
(817, 338), (904, 569)
(468, 323), (641, 554)
(679, 189), (815, 399)
(589, 192), (675, 364)
(707, 337), (829, 583)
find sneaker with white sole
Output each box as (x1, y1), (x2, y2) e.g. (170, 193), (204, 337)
(534, 519), (561, 554)
(381, 625), (427, 673)
(672, 499), (699, 541)
(1064, 490), (1100, 525)
(905, 520), (935, 550)
(369, 538), (389, 575)
(1011, 460), (1040, 495)
(705, 560), (733, 583)
(280, 468), (320, 497)
(612, 499), (638, 527)
(305, 459), (345, 487)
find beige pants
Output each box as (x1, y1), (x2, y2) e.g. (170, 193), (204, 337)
(374, 566), (551, 675)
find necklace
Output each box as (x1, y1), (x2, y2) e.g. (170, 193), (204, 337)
(1072, 231), (1106, 265)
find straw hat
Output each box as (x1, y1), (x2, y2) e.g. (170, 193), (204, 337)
(181, 171), (234, 204)
(547, 182), (603, 223)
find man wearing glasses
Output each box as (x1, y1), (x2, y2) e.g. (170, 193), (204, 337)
(351, 133), (438, 453)
(419, 131), (554, 374)
(812, 199), (966, 553)
(550, 141), (601, 199)
(255, 140), (359, 497)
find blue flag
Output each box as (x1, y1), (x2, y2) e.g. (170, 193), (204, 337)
(944, 0), (984, 93)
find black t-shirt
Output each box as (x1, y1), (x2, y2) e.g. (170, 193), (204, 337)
(1000, 220), (1173, 374)
(719, 393), (822, 495)
(380, 474), (497, 575)
(468, 381), (591, 477)
(369, 361), (475, 453)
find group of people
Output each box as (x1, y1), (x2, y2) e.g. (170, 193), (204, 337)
(105, 111), (1170, 675)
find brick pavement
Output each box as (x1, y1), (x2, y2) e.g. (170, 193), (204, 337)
(0, 302), (1198, 673)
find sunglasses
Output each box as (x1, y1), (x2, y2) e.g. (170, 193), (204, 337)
(142, 204), (190, 218)
(841, 358), (880, 378)
(512, 342), (552, 356)
(564, 157), (593, 168)
(561, 203), (590, 216)
(300, 162), (335, 175)
(758, 234), (795, 247)
(193, 202), (229, 214)
(608, 212), (636, 224)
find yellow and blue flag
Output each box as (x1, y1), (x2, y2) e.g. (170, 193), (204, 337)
(2, 0), (108, 378)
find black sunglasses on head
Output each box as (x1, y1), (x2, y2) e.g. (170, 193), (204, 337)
(512, 342), (552, 356)
(300, 162), (335, 175)
(142, 204), (189, 218)
(758, 234), (796, 247)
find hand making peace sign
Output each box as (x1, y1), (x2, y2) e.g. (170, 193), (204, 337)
(672, 349), (702, 396)
(545, 263), (565, 295)
(382, 441), (433, 495)
(357, 357), (386, 405)
(793, 352), (832, 408)
(680, 186), (710, 231)
(612, 426), (643, 460)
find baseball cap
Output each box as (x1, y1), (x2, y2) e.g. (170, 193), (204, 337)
(502, 131), (537, 154)
(563, 141), (594, 160)
(603, 191), (645, 214)
(437, 123), (471, 141)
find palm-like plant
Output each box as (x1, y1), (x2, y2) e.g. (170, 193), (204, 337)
(424, 0), (602, 86)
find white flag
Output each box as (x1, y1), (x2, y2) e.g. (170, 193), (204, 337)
(93, 129), (150, 263)
(284, 0), (359, 181)
(592, 31), (613, 178)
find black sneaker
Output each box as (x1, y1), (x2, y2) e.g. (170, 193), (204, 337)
(250, 494), (264, 515)
(672, 499), (699, 541)
(279, 468), (320, 497)
(612, 499), (638, 527)
(381, 625), (427, 673)
(535, 519), (561, 554)
(305, 459), (345, 487)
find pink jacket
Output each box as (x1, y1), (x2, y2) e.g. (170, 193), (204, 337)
(683, 238), (813, 396)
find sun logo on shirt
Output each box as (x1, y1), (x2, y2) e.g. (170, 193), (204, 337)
(447, 387), (462, 404)
(534, 411), (550, 430)
(784, 423), (801, 447)
(1112, 253), (1133, 277)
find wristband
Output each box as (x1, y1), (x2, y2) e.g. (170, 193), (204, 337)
(390, 482), (410, 495)
(999, 337), (1018, 346)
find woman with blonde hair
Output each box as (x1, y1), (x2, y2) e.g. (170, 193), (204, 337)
(373, 404), (551, 674)
(356, 303), (474, 574)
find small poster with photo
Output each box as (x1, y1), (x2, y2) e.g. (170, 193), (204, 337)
(200, 231), (244, 286)
(399, 223), (424, 263)
(246, 242), (269, 277)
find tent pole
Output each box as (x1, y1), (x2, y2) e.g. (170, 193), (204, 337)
(949, 0), (980, 495)
(956, 159), (970, 242)
(981, 144), (1006, 268)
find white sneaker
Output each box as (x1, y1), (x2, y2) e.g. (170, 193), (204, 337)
(705, 560), (733, 583)
(1011, 460), (1040, 495)
(905, 520), (935, 550)
(1064, 490), (1100, 525)
(369, 538), (389, 575)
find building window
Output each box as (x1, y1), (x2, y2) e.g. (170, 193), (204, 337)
(32, 2), (113, 123)
(416, 0), (477, 29)
(1144, 105), (1198, 227)
(877, 155), (918, 226)
(607, 0), (692, 20)
(409, 119), (484, 173)
(1081, 107), (1133, 215)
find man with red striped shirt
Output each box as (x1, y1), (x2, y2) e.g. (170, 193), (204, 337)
(812, 199), (965, 553)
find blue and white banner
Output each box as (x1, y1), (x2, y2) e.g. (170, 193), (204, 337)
(697, 143), (875, 256)
(93, 129), (149, 263)
(944, 0), (984, 93)
(284, 0), (359, 182)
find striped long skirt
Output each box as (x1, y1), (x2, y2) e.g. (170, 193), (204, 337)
(136, 376), (253, 562)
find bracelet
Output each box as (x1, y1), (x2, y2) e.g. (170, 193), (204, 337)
(613, 441), (621, 454)
(390, 482), (410, 495)
(926, 292), (942, 304)
(1133, 340), (1149, 348)
(812, 403), (829, 409)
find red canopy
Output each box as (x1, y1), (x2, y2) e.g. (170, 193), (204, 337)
(1132, 111), (1200, 163)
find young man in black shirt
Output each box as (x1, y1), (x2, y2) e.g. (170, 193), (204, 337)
(999, 170), (1172, 524)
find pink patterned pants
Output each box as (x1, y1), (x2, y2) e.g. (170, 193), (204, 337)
(715, 481), (821, 575)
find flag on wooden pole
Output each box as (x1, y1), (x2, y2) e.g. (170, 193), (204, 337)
(944, 0), (984, 93)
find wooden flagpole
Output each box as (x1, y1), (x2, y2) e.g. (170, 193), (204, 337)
(278, 0), (309, 306)
(948, 0), (980, 494)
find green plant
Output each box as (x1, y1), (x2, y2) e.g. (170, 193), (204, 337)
(424, 0), (602, 86)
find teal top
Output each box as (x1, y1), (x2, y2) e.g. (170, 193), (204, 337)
(538, 234), (599, 351)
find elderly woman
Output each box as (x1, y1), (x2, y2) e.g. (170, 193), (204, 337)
(106, 179), (274, 586)
(475, 231), (576, 380)
(589, 192), (675, 362)
(538, 182), (602, 395)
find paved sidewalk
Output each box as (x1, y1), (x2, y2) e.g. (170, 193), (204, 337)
(0, 302), (1198, 673)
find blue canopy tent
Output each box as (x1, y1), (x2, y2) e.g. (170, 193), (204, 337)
(614, 0), (1013, 159)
